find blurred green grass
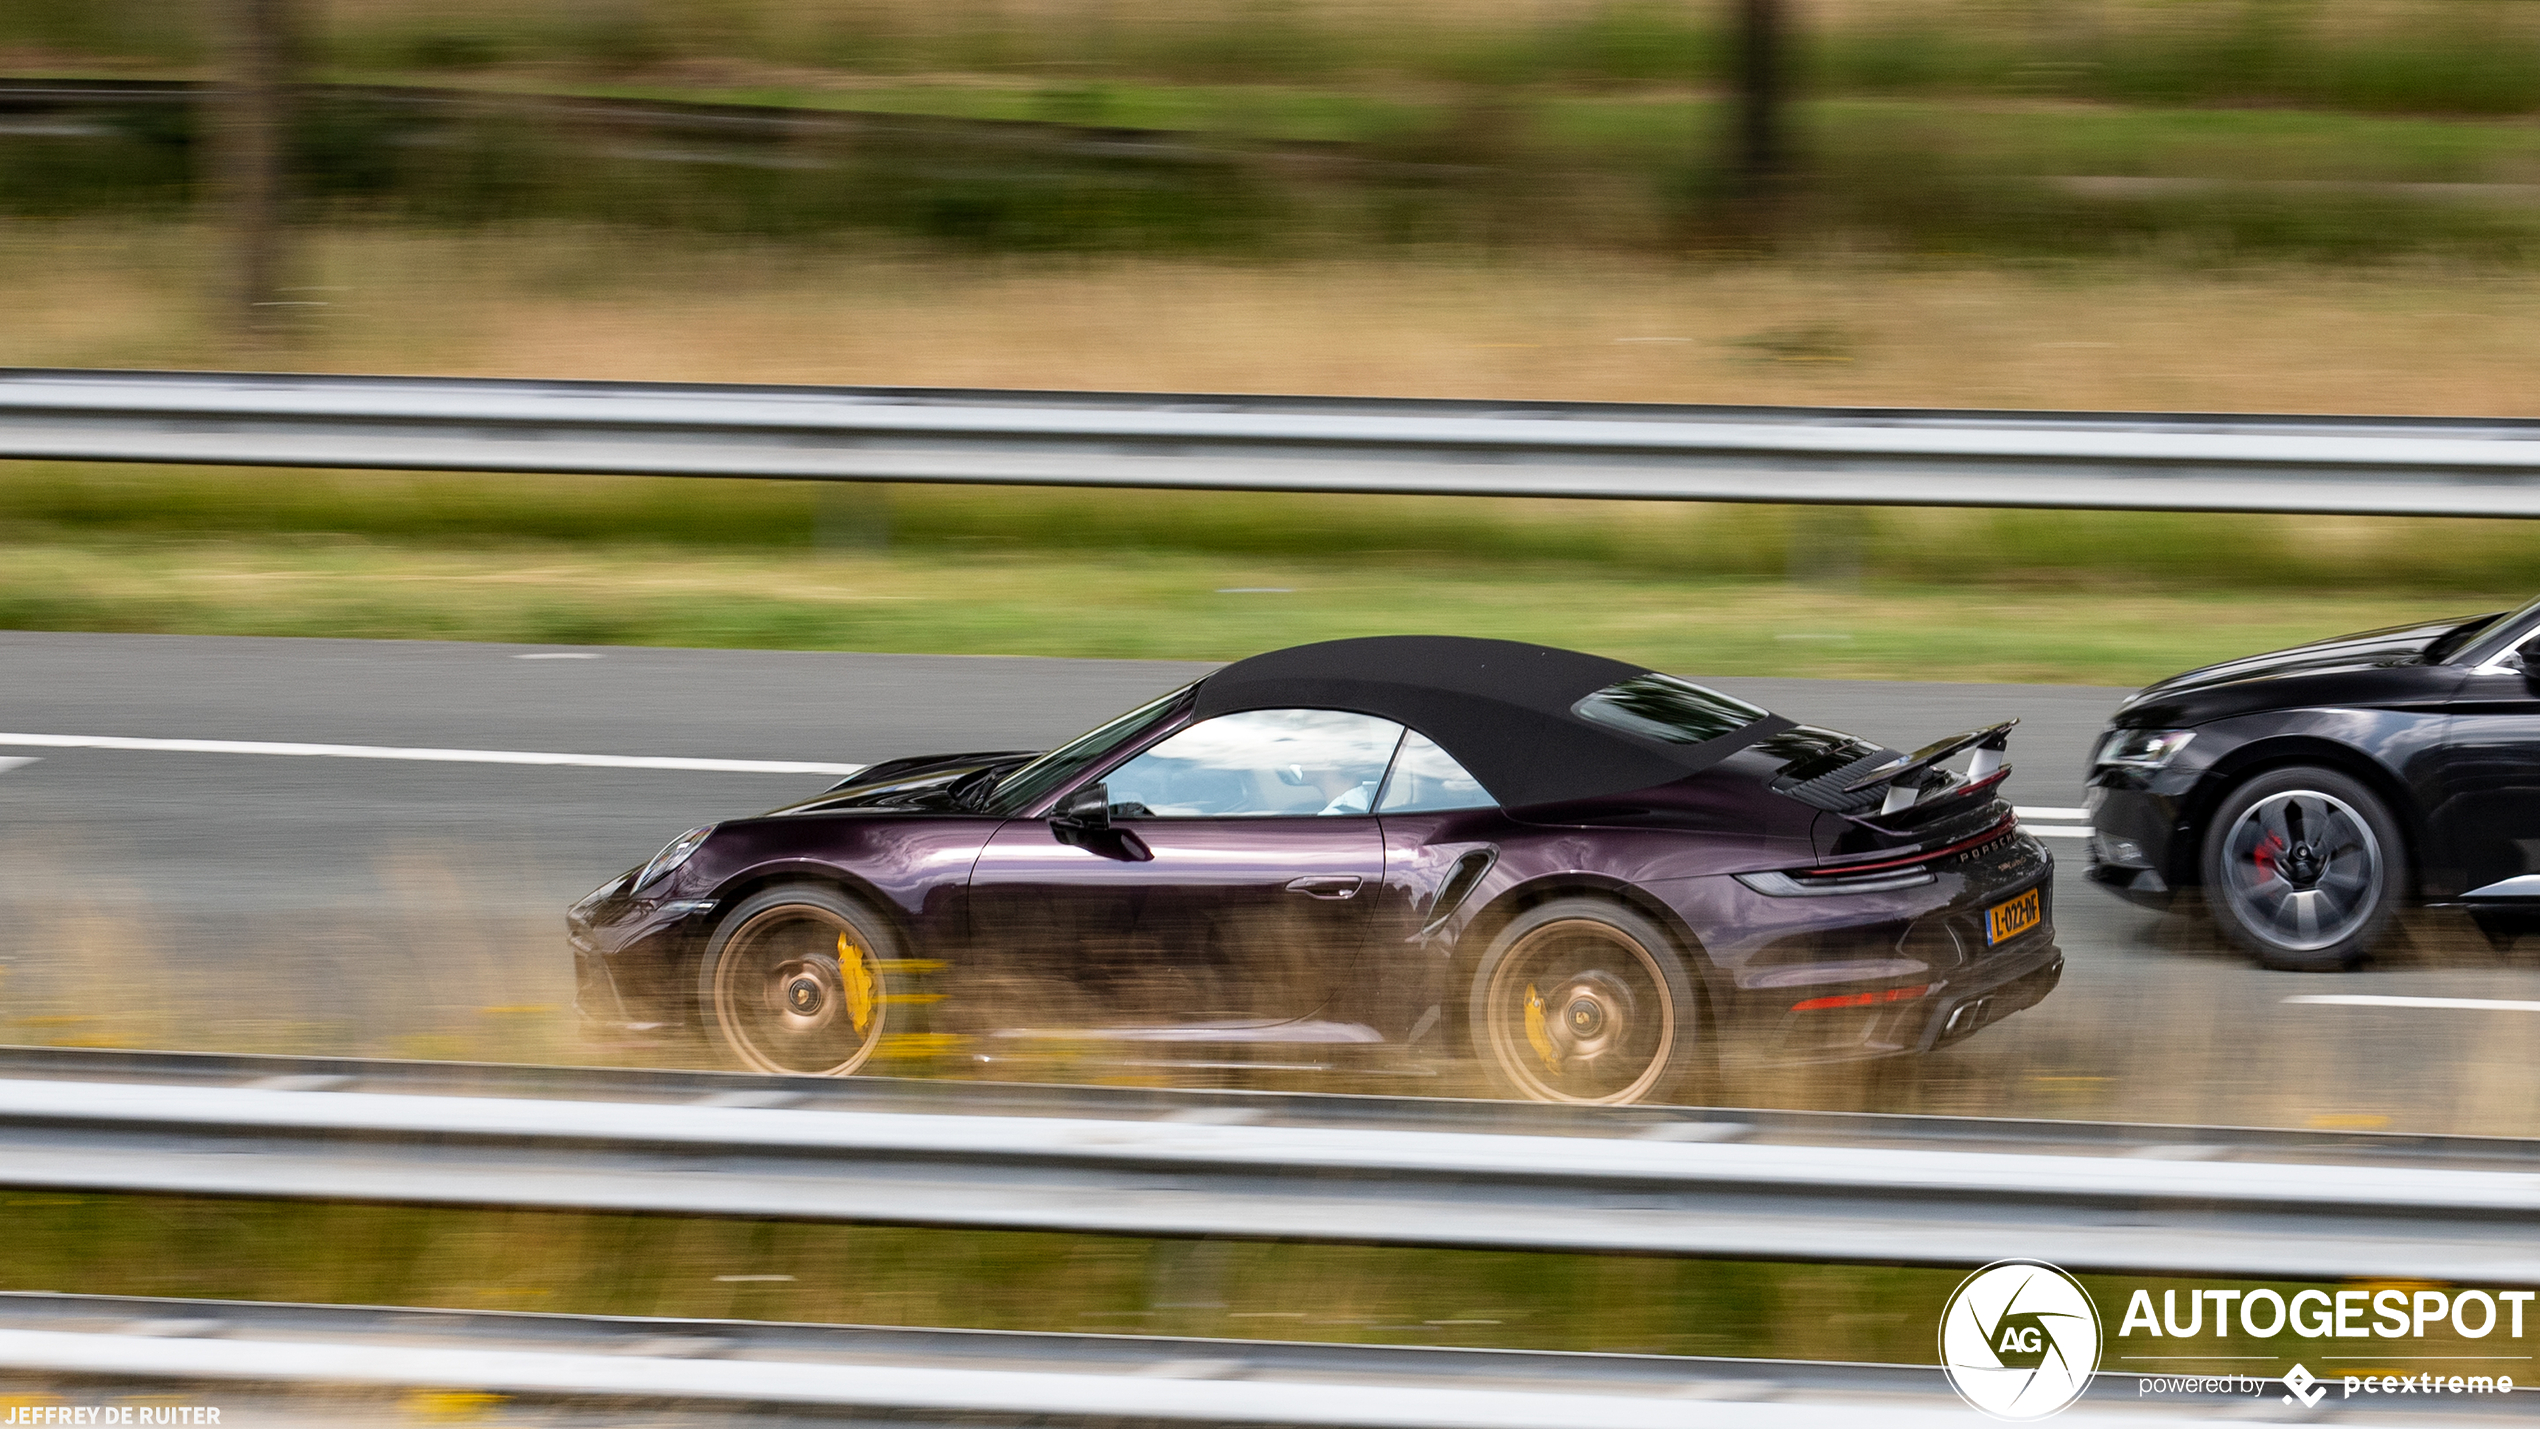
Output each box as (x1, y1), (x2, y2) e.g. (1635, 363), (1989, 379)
(0, 1194), (1934, 1356)
(470, 83), (2540, 190)
(28, 84), (2540, 259)
(30, 3), (2540, 257)
(11, 461), (2540, 587)
(0, 465), (2527, 683)
(0, 1191), (2497, 1368)
(29, 1), (2540, 119)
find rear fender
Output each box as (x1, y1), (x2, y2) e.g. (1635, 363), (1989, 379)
(1445, 873), (1723, 1045)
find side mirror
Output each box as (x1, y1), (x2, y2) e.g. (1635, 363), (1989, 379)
(2519, 635), (2540, 672)
(1055, 782), (1111, 829)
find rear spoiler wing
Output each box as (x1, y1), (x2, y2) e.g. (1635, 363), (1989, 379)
(1842, 720), (2018, 817)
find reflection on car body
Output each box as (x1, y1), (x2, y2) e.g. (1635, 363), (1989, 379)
(570, 636), (2061, 1104)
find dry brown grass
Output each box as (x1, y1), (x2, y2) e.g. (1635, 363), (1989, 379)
(0, 837), (588, 1064)
(13, 224), (2540, 417)
(5, 823), (2537, 1136)
(299, 0), (2501, 45)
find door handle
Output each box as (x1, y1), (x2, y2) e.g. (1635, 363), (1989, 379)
(1285, 875), (1363, 900)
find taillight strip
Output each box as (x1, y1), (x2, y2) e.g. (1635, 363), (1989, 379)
(1797, 813), (2019, 880)
(1792, 984), (1932, 1012)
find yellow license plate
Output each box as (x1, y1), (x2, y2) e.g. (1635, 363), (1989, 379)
(1986, 887), (2042, 946)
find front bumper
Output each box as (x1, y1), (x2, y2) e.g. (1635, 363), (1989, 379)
(568, 871), (719, 1040)
(2083, 778), (2198, 910)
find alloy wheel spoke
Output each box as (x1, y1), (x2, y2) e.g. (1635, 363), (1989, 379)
(2226, 787), (2385, 951)
(2283, 889), (2322, 941)
(2240, 871), (2291, 913)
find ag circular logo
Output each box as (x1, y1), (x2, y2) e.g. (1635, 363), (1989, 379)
(1940, 1259), (2102, 1421)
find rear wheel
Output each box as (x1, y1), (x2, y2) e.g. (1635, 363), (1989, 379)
(699, 885), (906, 1075)
(2200, 766), (2405, 971)
(1469, 898), (1701, 1105)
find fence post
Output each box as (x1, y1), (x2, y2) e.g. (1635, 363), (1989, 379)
(1732, 0), (1786, 195)
(211, 0), (297, 347)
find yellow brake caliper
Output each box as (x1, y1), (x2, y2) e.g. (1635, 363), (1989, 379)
(837, 933), (876, 1035)
(1523, 983), (1560, 1072)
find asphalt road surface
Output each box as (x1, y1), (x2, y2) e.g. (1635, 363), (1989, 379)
(3, 631), (2533, 1130)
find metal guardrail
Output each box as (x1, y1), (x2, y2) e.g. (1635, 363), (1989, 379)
(0, 1292), (2324, 1429)
(0, 1046), (2530, 1283)
(11, 368), (2540, 516)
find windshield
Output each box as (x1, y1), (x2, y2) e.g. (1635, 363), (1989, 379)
(1570, 674), (1771, 745)
(2433, 601), (2534, 664)
(981, 683), (1195, 816)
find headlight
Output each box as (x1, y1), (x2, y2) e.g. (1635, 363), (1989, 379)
(634, 825), (714, 892)
(2093, 728), (2196, 769)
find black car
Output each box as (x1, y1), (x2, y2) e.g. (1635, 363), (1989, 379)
(572, 636), (2061, 1104)
(2088, 594), (2540, 968)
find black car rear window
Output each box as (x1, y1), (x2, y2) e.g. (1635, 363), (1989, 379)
(1570, 674), (1771, 745)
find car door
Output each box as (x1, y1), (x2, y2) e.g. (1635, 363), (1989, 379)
(969, 708), (1397, 1035)
(2438, 633), (2540, 904)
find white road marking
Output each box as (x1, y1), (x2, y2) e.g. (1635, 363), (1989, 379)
(0, 733), (865, 777)
(2284, 994), (2540, 1014)
(2014, 806), (2091, 821)
(2022, 825), (2093, 838)
(0, 757), (36, 774)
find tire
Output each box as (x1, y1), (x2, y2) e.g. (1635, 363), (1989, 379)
(1468, 897), (1703, 1105)
(698, 885), (914, 1076)
(2200, 766), (2406, 971)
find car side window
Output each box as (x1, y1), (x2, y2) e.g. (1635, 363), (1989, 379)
(1375, 730), (1497, 813)
(1104, 709), (1405, 818)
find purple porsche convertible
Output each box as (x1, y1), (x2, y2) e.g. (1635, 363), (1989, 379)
(570, 636), (2061, 1104)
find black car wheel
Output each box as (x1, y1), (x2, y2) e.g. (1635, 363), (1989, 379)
(1469, 898), (1700, 1105)
(2200, 766), (2405, 971)
(700, 885), (904, 1076)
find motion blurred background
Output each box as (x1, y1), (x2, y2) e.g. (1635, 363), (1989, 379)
(2, 2), (2538, 1374)
(6, 0), (2540, 681)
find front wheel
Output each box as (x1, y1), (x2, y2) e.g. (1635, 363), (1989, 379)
(698, 885), (906, 1075)
(1468, 898), (1702, 1105)
(2200, 766), (2405, 971)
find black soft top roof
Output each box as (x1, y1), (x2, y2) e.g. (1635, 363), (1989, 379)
(1191, 636), (1791, 808)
